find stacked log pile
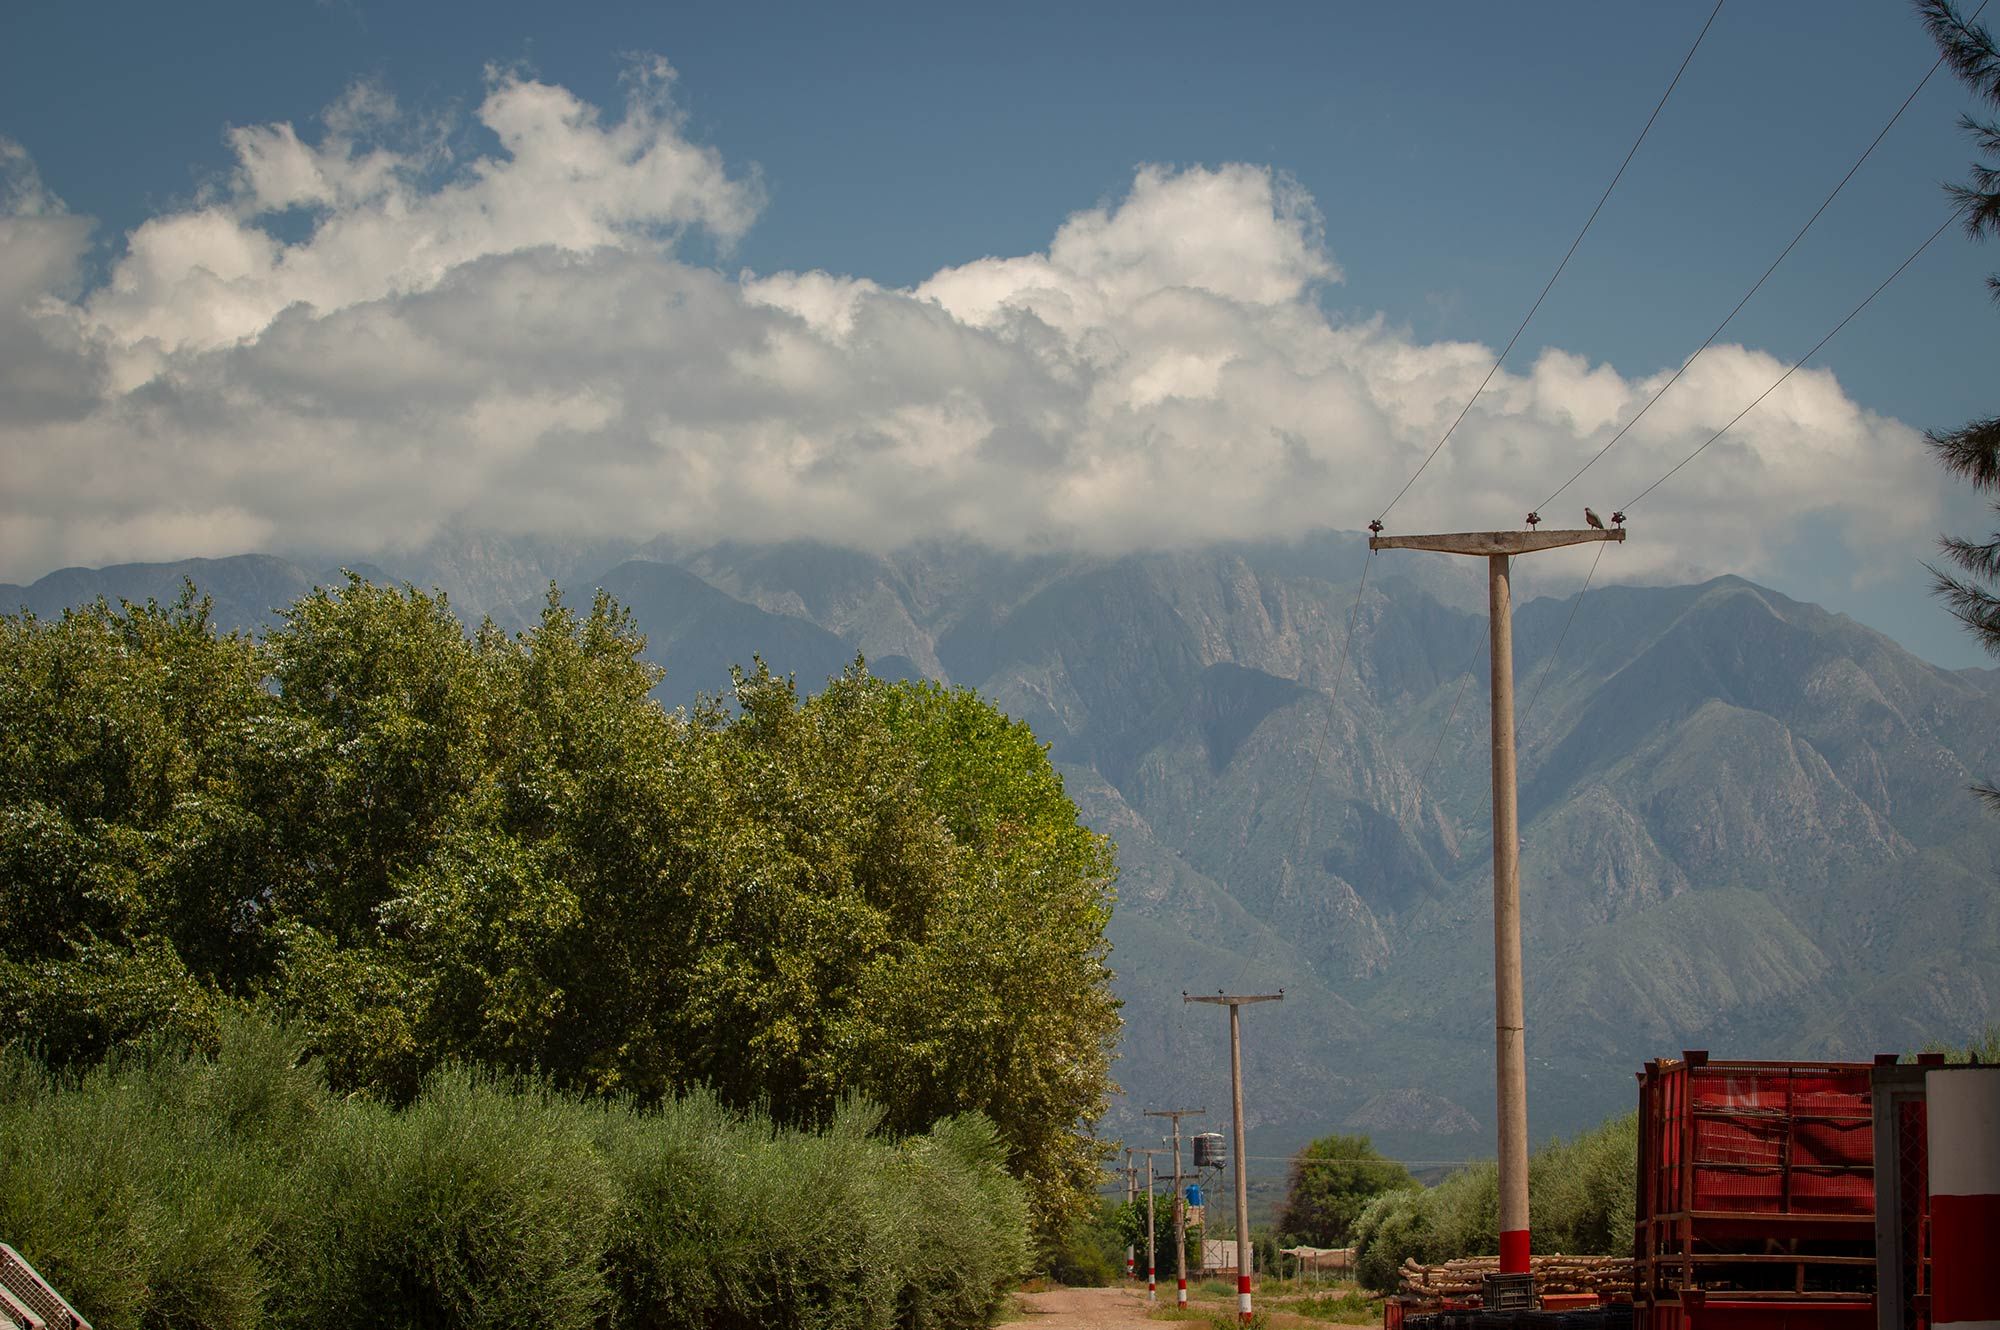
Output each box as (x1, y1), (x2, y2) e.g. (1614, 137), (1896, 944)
(1398, 1254), (1632, 1299)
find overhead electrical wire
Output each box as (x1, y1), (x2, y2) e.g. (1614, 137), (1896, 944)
(1237, 1154), (1482, 1170)
(1507, 5), (1988, 749)
(1394, 546), (1604, 866)
(1536, 0), (1989, 512)
(1288, 2), (1728, 860)
(1287, 552), (1373, 859)
(1413, 633), (1486, 791)
(1517, 540), (1610, 732)
(1373, 0), (1726, 528)
(1508, 205), (1959, 762)
(1622, 207), (1962, 513)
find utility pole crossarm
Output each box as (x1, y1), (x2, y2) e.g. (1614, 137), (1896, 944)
(1368, 528), (1623, 556)
(1184, 992), (1284, 1006)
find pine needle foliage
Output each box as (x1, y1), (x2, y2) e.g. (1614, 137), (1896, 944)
(1919, 0), (2000, 807)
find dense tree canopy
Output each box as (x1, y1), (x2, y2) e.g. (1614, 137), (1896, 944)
(1274, 1133), (1418, 1247)
(0, 579), (1121, 1240)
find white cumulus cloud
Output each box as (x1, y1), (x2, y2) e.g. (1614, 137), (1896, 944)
(0, 68), (1942, 595)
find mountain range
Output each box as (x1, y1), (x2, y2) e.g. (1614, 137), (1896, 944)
(8, 532), (1997, 1170)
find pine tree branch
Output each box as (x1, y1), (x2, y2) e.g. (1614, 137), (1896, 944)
(1926, 562), (2000, 657)
(1938, 533), (2000, 581)
(1925, 417), (2000, 485)
(1967, 113), (2000, 158)
(1923, 0), (2000, 105)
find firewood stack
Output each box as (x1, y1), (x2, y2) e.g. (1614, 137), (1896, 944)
(1398, 1254), (1633, 1299)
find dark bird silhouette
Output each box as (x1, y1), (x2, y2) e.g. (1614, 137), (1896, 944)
(1584, 507), (1605, 530)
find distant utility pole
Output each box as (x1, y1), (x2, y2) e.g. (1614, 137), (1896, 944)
(1134, 1147), (1168, 1302)
(1145, 1107), (1206, 1309)
(1186, 990), (1284, 1325)
(1369, 519), (1625, 1275)
(1122, 1148), (1138, 1281)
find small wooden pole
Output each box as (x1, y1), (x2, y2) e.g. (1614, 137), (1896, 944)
(1135, 1148), (1165, 1302)
(1146, 1108), (1205, 1309)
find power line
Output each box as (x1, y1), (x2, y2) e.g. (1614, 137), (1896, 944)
(1237, 1154), (1485, 1170)
(1106, 1154), (1488, 1178)
(1519, 219), (1963, 736)
(1287, 551), (1373, 859)
(1413, 634), (1487, 791)
(1374, 0), (1725, 526)
(1537, 0), (1989, 512)
(1272, 2), (1721, 1051)
(1623, 208), (1962, 513)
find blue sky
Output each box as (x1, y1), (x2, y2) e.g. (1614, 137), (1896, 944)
(3, 0), (1997, 663)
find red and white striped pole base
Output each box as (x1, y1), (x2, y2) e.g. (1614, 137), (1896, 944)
(1177, 1275), (1187, 1309)
(1499, 1229), (1531, 1275)
(1126, 1246), (1134, 1281)
(1928, 1067), (2000, 1330)
(1238, 1272), (1253, 1322)
(1147, 1265), (1155, 1302)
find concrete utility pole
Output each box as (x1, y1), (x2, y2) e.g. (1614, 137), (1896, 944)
(1134, 1147), (1167, 1302)
(1186, 991), (1284, 1324)
(1145, 1107), (1206, 1308)
(1122, 1149), (1138, 1281)
(1368, 522), (1624, 1275)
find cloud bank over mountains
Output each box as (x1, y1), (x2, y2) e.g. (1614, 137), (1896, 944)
(0, 63), (1937, 587)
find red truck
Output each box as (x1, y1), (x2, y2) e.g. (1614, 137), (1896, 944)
(1633, 1051), (1941, 1330)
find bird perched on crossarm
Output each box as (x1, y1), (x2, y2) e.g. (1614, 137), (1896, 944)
(1584, 507), (1605, 530)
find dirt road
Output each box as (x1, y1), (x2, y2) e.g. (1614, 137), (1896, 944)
(1004, 1284), (1165, 1329)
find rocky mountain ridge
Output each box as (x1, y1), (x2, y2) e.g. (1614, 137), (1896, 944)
(7, 533), (1996, 1156)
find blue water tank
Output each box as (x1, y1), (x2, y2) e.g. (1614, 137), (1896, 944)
(1185, 1183), (1203, 1207)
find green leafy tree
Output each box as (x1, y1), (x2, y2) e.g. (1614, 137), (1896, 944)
(1276, 1133), (1418, 1246)
(1113, 1197), (1198, 1286)
(255, 574), (491, 942)
(0, 589), (267, 1063)
(1, 577), (1121, 1243)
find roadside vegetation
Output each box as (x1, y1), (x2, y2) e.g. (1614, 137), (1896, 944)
(0, 577), (1126, 1320)
(0, 1010), (1029, 1330)
(1922, 1023), (2000, 1063)
(1350, 1114), (1637, 1293)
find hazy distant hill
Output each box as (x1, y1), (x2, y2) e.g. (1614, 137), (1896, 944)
(10, 534), (1997, 1165)
(0, 554), (372, 630)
